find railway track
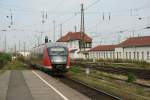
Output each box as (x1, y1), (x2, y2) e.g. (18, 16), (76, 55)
(71, 61), (150, 80)
(56, 75), (122, 100)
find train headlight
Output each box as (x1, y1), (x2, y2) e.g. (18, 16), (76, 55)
(63, 58), (67, 62)
(51, 59), (54, 62)
(66, 66), (70, 69)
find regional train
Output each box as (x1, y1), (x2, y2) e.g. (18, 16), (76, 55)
(29, 42), (70, 74)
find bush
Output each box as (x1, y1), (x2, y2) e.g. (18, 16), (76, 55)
(70, 66), (80, 73)
(0, 58), (4, 68)
(0, 53), (11, 62)
(0, 52), (12, 69)
(127, 73), (136, 83)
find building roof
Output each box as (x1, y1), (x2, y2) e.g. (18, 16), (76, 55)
(89, 45), (117, 51)
(119, 36), (150, 47)
(57, 32), (92, 42)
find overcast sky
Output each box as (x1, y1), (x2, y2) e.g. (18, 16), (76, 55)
(0, 0), (150, 52)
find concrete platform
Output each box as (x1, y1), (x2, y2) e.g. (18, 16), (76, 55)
(0, 71), (10, 100)
(0, 70), (90, 100)
(23, 70), (90, 100)
(6, 70), (33, 100)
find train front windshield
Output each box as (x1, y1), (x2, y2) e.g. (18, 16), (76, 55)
(48, 47), (68, 56)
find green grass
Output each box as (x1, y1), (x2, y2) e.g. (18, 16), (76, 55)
(127, 73), (137, 83)
(70, 66), (81, 73)
(3, 60), (30, 70)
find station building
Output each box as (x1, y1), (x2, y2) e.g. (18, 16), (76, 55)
(18, 51), (30, 57)
(88, 45), (117, 59)
(89, 36), (150, 62)
(115, 36), (150, 62)
(57, 32), (92, 59)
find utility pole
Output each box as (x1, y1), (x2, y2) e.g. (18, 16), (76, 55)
(53, 20), (56, 42)
(80, 3), (85, 51)
(117, 34), (121, 43)
(74, 25), (77, 32)
(109, 12), (111, 20)
(10, 9), (13, 26)
(19, 40), (20, 52)
(23, 42), (26, 57)
(4, 33), (6, 52)
(80, 4), (85, 33)
(130, 9), (133, 16)
(60, 24), (62, 37)
(14, 43), (16, 55)
(132, 30), (135, 37)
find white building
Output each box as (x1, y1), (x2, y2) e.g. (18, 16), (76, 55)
(115, 36), (150, 62)
(89, 36), (150, 62)
(18, 51), (30, 57)
(57, 32), (92, 59)
(89, 45), (117, 59)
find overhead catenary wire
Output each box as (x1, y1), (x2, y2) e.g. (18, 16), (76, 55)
(0, 1), (149, 14)
(0, 1), (149, 17)
(54, 1), (150, 33)
(91, 23), (150, 38)
(51, 0), (66, 11)
(84, 0), (101, 10)
(55, 0), (101, 30)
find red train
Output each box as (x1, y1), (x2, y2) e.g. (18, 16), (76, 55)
(30, 42), (70, 74)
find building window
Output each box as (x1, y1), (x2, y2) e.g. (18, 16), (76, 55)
(88, 43), (90, 48)
(119, 52), (121, 58)
(101, 52), (103, 58)
(104, 52), (105, 58)
(90, 52), (92, 58)
(86, 43), (90, 48)
(70, 42), (72, 47)
(106, 52), (108, 58)
(88, 43), (92, 48)
(113, 52), (115, 59)
(133, 52), (136, 59)
(129, 52), (131, 59)
(99, 52), (101, 58)
(126, 52), (128, 59)
(141, 52), (144, 60)
(137, 52), (139, 60)
(147, 51), (149, 60)
(83, 43), (86, 48)
(97, 52), (99, 58)
(85, 43), (87, 48)
(116, 52), (118, 59)
(93, 52), (95, 58)
(110, 52), (112, 58)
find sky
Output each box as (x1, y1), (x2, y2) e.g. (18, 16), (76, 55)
(0, 0), (150, 52)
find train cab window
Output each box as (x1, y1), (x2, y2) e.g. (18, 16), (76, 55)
(48, 47), (67, 56)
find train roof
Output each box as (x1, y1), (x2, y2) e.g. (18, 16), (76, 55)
(32, 42), (68, 50)
(46, 42), (67, 48)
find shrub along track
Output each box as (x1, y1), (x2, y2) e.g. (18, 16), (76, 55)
(71, 61), (150, 80)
